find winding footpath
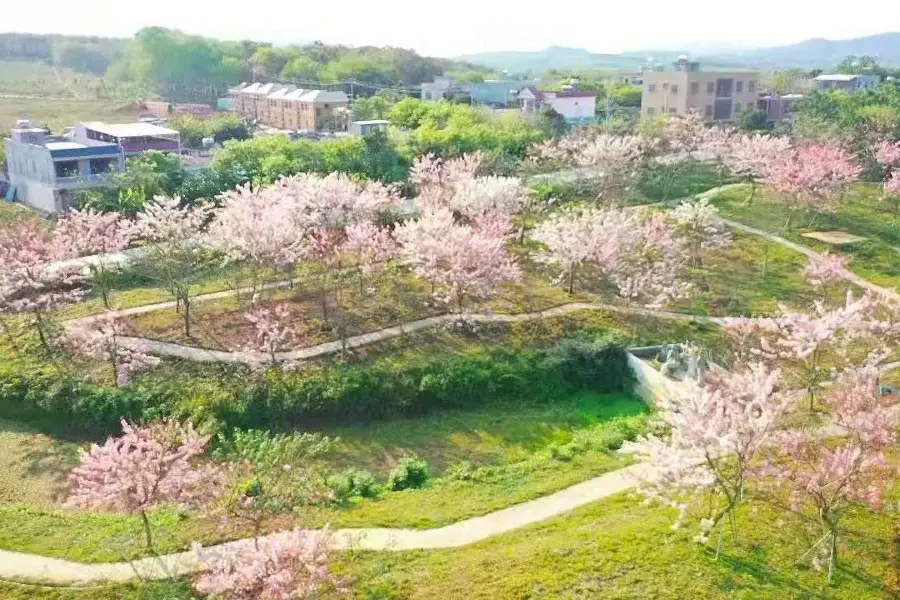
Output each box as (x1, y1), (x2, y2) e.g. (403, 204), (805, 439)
(6, 183), (899, 587)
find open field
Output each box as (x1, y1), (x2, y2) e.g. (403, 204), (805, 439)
(0, 97), (143, 132)
(709, 182), (900, 292)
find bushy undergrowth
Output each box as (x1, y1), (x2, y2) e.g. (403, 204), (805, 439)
(0, 335), (632, 436)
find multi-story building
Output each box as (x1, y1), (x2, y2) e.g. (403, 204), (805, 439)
(4, 123), (124, 214)
(230, 83), (350, 131)
(814, 74), (880, 92)
(641, 67), (760, 122)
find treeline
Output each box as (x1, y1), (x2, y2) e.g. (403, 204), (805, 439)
(0, 32), (127, 75)
(0, 28), (481, 102)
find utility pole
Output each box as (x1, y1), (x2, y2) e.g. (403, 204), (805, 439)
(606, 96), (613, 128)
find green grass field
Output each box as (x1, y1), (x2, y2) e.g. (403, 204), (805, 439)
(5, 486), (894, 599)
(710, 183), (900, 292)
(0, 390), (650, 562)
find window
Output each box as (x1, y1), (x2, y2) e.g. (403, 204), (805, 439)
(646, 107), (655, 116)
(715, 78), (734, 97)
(90, 158), (115, 175)
(690, 81), (699, 94)
(707, 81), (714, 94)
(748, 80), (757, 93)
(670, 84), (678, 94)
(734, 103), (741, 114)
(705, 104), (713, 117)
(648, 84), (657, 93)
(662, 82), (669, 90)
(736, 81), (743, 93)
(669, 107), (677, 114)
(54, 160), (78, 179)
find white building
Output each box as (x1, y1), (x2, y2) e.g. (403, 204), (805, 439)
(814, 74), (880, 92)
(519, 88), (598, 123)
(4, 123), (124, 214)
(348, 120), (390, 136)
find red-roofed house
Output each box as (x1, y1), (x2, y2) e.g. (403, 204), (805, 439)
(520, 88), (597, 123)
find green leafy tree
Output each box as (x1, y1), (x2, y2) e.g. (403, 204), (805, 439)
(281, 55), (321, 82)
(738, 108), (773, 131)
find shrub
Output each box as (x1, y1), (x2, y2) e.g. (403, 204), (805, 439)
(327, 468), (381, 500)
(387, 457), (429, 491)
(0, 338), (632, 436)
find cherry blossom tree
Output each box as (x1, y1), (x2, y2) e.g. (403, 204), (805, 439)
(244, 305), (295, 366)
(764, 143), (862, 229)
(757, 292), (871, 411)
(615, 212), (690, 308)
(59, 311), (159, 386)
(343, 221), (397, 293)
(718, 133), (792, 205)
(670, 197), (733, 267)
(207, 184), (304, 297)
(803, 253), (850, 289)
(277, 172), (399, 231)
(134, 197), (215, 338)
(624, 363), (787, 554)
(528, 133), (655, 202)
(531, 207), (687, 306)
(0, 220), (85, 350)
(663, 110), (709, 154)
(530, 208), (636, 294)
(66, 419), (220, 550)
(765, 361), (898, 580)
(394, 208), (521, 313)
(54, 209), (136, 308)
(193, 529), (345, 600)
(873, 139), (900, 223)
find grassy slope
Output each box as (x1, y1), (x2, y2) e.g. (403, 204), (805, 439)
(0, 391), (651, 562)
(0, 97), (142, 133)
(4, 490), (892, 599)
(710, 183), (900, 291)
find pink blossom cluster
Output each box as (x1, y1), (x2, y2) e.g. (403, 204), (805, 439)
(716, 133), (791, 182)
(624, 363), (786, 535)
(66, 419), (220, 513)
(802, 253), (850, 287)
(531, 207), (687, 306)
(874, 139), (900, 169)
(0, 221), (86, 340)
(662, 110), (709, 153)
(764, 143), (862, 211)
(394, 207), (521, 312)
(193, 529), (344, 600)
(244, 305), (295, 361)
(60, 311), (160, 386)
(54, 209), (135, 257)
(669, 197), (733, 264)
(343, 221), (397, 276)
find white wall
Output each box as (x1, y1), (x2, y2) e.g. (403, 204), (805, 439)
(549, 96), (597, 120)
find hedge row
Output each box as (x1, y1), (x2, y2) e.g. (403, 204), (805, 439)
(0, 337), (632, 435)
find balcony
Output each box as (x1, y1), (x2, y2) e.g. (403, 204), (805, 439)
(54, 173), (114, 190)
(120, 138), (180, 155)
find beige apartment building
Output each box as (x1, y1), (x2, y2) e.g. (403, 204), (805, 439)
(230, 84), (350, 132)
(641, 71), (760, 121)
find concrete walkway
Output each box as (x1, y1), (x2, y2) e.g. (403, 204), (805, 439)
(71, 298), (720, 365)
(0, 462), (655, 587)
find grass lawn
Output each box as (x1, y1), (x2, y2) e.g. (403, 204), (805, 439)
(0, 420), (78, 507)
(0, 200), (46, 226)
(671, 230), (848, 317)
(0, 390), (652, 562)
(709, 182), (900, 292)
(7, 489), (893, 599)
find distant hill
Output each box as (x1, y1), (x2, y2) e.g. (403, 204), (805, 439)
(456, 33), (900, 73)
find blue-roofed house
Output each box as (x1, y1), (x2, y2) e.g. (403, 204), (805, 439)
(4, 123), (124, 214)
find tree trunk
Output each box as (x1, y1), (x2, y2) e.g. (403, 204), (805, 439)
(140, 509), (154, 552)
(828, 525), (838, 582)
(568, 265), (575, 294)
(0, 315), (20, 354)
(181, 293), (191, 338)
(33, 310), (51, 352)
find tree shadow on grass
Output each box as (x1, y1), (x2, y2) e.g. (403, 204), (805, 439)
(711, 549), (831, 600)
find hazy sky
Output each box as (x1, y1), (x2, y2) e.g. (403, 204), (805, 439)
(4, 0), (898, 56)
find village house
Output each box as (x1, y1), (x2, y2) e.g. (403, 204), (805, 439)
(230, 83), (350, 131)
(519, 87), (598, 123)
